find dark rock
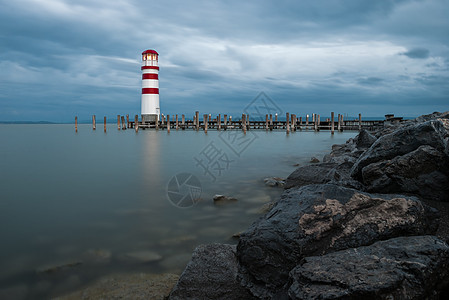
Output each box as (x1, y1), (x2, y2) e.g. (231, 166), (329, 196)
(237, 184), (439, 298)
(310, 157), (320, 163)
(169, 244), (253, 300)
(285, 163), (337, 189)
(213, 194), (237, 205)
(354, 129), (377, 149)
(288, 235), (449, 299)
(362, 145), (449, 201)
(263, 177), (285, 187)
(352, 119), (449, 181)
(285, 162), (362, 190)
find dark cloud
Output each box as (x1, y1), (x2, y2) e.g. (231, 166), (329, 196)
(400, 48), (430, 59)
(357, 77), (384, 86)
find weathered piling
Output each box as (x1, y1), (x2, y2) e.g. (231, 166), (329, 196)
(218, 114), (221, 131)
(265, 114), (269, 131)
(104, 116), (107, 132)
(224, 114), (228, 130)
(275, 113), (278, 123)
(126, 114), (129, 128)
(182, 114), (185, 130)
(117, 115), (121, 130)
(286, 112), (290, 134)
(317, 114), (321, 131)
(242, 114), (247, 134)
(75, 116), (78, 132)
(331, 112), (335, 134)
(175, 114), (179, 130)
(167, 115), (171, 133)
(299, 116), (302, 130)
(134, 115), (139, 132)
(195, 111), (200, 131)
(121, 116), (126, 130)
(358, 113), (362, 131)
(292, 114), (296, 131)
(203, 114), (208, 133)
(306, 114), (309, 129)
(270, 114), (273, 131)
(92, 115), (96, 130)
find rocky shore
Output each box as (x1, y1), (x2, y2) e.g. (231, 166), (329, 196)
(169, 111), (449, 299)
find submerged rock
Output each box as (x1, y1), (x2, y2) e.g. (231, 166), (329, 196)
(213, 194), (237, 205)
(310, 157), (320, 163)
(169, 244), (253, 300)
(237, 184), (439, 298)
(263, 177), (285, 187)
(288, 235), (449, 299)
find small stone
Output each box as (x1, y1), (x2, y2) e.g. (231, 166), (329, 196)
(310, 157), (320, 163)
(264, 177), (285, 187)
(213, 194), (238, 204)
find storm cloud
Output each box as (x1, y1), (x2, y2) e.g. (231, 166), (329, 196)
(0, 0), (448, 122)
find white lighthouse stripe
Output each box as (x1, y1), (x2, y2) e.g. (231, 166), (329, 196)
(142, 69), (159, 75)
(141, 95), (160, 115)
(142, 80), (159, 88)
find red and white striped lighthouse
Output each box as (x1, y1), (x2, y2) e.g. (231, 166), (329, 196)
(141, 49), (160, 122)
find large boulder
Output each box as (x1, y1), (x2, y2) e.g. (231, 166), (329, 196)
(288, 235), (449, 299)
(352, 119), (449, 181)
(237, 184), (439, 298)
(362, 145), (449, 201)
(169, 244), (253, 300)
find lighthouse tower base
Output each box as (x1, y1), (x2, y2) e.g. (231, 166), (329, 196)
(142, 114), (159, 123)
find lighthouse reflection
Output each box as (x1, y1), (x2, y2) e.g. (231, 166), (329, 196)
(140, 131), (164, 204)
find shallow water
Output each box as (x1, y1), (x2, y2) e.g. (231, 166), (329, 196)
(0, 124), (356, 299)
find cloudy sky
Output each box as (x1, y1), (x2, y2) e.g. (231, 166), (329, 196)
(0, 0), (448, 122)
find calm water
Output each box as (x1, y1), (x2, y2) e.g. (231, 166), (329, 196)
(0, 124), (356, 299)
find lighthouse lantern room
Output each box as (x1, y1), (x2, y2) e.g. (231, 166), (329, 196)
(141, 49), (160, 122)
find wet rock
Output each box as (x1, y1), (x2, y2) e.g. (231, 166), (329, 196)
(354, 129), (377, 149)
(36, 261), (82, 274)
(213, 194), (237, 205)
(263, 177), (285, 187)
(285, 162), (362, 190)
(310, 157), (320, 163)
(362, 145), (449, 201)
(169, 244), (253, 300)
(352, 119), (449, 181)
(288, 235), (449, 299)
(237, 184), (439, 298)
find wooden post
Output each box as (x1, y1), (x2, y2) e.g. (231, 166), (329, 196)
(104, 116), (107, 132)
(306, 114), (309, 129)
(75, 116), (78, 132)
(242, 114), (247, 134)
(167, 115), (171, 133)
(314, 115), (318, 131)
(299, 117), (302, 130)
(195, 111), (199, 131)
(317, 114), (321, 131)
(126, 114), (129, 128)
(291, 114), (296, 132)
(203, 114), (208, 133)
(229, 116), (232, 128)
(155, 115), (159, 130)
(218, 114), (221, 131)
(269, 114), (273, 130)
(135, 115), (139, 132)
(182, 114), (185, 130)
(337, 114), (341, 132)
(175, 114), (179, 130)
(286, 112), (290, 134)
(265, 114), (269, 131)
(92, 115), (96, 130)
(358, 113), (362, 131)
(224, 114), (228, 130)
(331, 112), (335, 135)
(121, 116), (126, 130)
(117, 115), (121, 130)
(275, 113), (278, 124)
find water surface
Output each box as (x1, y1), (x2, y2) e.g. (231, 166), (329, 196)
(0, 124), (356, 299)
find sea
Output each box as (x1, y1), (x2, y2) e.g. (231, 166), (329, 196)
(0, 124), (356, 299)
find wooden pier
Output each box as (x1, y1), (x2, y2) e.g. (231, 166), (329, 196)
(81, 112), (399, 133)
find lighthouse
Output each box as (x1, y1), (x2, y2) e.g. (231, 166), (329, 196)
(141, 49), (160, 122)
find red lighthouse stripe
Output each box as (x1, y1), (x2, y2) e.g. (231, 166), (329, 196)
(142, 73), (159, 80)
(142, 88), (159, 94)
(141, 66), (160, 70)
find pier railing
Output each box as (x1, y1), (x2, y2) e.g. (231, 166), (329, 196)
(77, 112), (399, 134)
